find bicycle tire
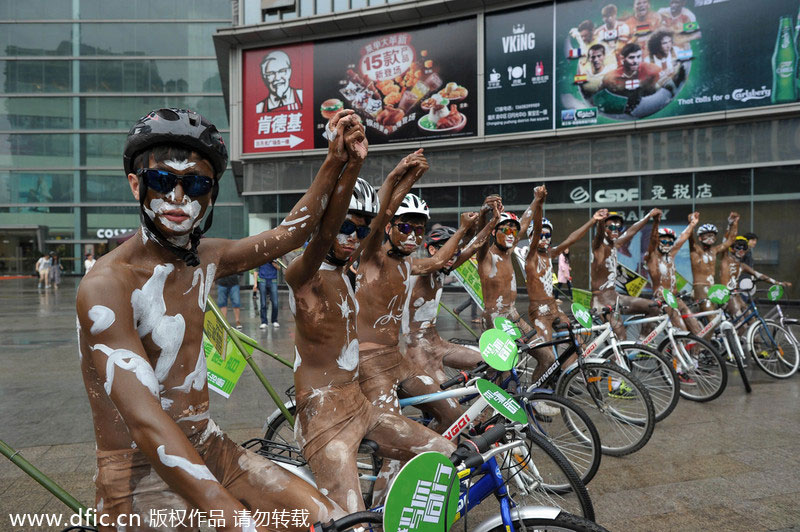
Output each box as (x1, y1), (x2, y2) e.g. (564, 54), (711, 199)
(499, 426), (595, 521)
(747, 320), (800, 379)
(657, 333), (728, 402)
(724, 328), (752, 392)
(601, 343), (680, 423)
(524, 392), (602, 487)
(556, 363), (655, 457)
(487, 511), (610, 532)
(264, 406), (380, 508)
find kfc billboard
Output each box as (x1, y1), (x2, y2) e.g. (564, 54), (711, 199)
(242, 43), (315, 153)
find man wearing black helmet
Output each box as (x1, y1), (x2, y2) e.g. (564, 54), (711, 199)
(405, 206), (500, 384)
(688, 212), (739, 312)
(591, 208), (661, 338)
(76, 108), (361, 531)
(719, 236), (790, 318)
(287, 142), (453, 513)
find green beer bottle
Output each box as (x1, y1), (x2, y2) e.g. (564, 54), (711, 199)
(772, 16), (796, 103)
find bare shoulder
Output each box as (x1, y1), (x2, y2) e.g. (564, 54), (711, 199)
(76, 248), (138, 318)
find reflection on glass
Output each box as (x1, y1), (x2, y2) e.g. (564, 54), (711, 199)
(80, 23), (220, 57)
(0, 60), (72, 93)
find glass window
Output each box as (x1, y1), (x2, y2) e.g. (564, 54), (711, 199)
(0, 1), (71, 19)
(0, 60), (72, 93)
(80, 59), (221, 93)
(460, 184), (500, 210)
(204, 205), (246, 239)
(0, 209), (74, 232)
(754, 165), (800, 196)
(351, 0), (368, 7)
(316, 0), (333, 14)
(0, 98), (73, 130)
(82, 96), (227, 130)
(77, 0), (231, 20)
(246, 194), (278, 215)
(215, 170), (242, 203)
(752, 200), (799, 286)
(83, 133), (127, 167)
(299, 0), (315, 16)
(277, 193), (303, 215)
(693, 169), (751, 200)
(419, 186), (458, 209)
(83, 171), (133, 202)
(0, 133), (73, 159)
(333, 0), (349, 10)
(0, 24), (73, 56)
(80, 23), (222, 57)
(85, 206), (140, 237)
(0, 172), (74, 203)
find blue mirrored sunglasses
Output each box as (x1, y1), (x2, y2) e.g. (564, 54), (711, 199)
(340, 219), (371, 239)
(137, 168), (214, 197)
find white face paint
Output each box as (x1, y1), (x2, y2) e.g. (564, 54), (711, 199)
(503, 234), (516, 248)
(156, 445), (217, 482)
(162, 159), (196, 172)
(88, 305), (115, 335)
(91, 343), (159, 398)
(145, 197), (203, 238)
(131, 264), (186, 384)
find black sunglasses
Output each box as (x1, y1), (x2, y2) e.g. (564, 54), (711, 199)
(340, 219), (371, 239)
(606, 222), (623, 230)
(393, 222), (425, 236)
(138, 168), (214, 197)
(540, 232), (552, 240)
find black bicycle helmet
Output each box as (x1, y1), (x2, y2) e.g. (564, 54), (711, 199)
(123, 108), (228, 178)
(123, 108), (228, 267)
(426, 226), (456, 246)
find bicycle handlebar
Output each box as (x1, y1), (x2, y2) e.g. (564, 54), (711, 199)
(440, 362), (489, 390)
(451, 422), (508, 469)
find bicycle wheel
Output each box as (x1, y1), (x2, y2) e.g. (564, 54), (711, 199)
(487, 512), (611, 532)
(556, 363), (655, 457)
(605, 343), (680, 423)
(724, 328), (751, 392)
(499, 427), (595, 521)
(658, 333), (728, 402)
(264, 407), (381, 508)
(525, 392), (602, 487)
(747, 321), (800, 378)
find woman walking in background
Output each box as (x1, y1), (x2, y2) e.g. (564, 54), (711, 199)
(49, 253), (63, 289)
(557, 247), (572, 294)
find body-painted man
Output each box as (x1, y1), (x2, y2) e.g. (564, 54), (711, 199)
(356, 189), (476, 432)
(719, 236), (791, 318)
(76, 108), (359, 532)
(688, 212), (739, 312)
(645, 211), (701, 335)
(525, 185), (608, 381)
(404, 206), (500, 383)
(591, 208), (661, 339)
(286, 137), (453, 513)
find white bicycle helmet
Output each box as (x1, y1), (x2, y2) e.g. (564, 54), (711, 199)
(527, 216), (553, 239)
(395, 193), (429, 219)
(349, 177), (380, 218)
(697, 223), (718, 235)
(658, 227), (676, 239)
(495, 211), (520, 229)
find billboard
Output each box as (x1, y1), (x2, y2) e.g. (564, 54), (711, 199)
(556, 0), (799, 128)
(242, 43), (315, 153)
(484, 3), (555, 133)
(312, 18), (478, 147)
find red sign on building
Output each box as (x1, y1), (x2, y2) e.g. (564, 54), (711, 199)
(242, 43), (315, 153)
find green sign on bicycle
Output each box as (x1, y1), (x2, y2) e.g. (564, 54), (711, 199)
(662, 289), (679, 309)
(493, 316), (521, 339)
(479, 329), (518, 371)
(571, 303), (592, 330)
(475, 379), (528, 425)
(383, 451), (459, 532)
(707, 284), (730, 305)
(767, 285), (784, 302)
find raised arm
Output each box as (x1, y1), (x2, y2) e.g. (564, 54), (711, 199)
(358, 149), (427, 263)
(713, 212), (740, 254)
(592, 217), (606, 250)
(551, 209), (608, 257)
(451, 203), (501, 270)
(524, 186), (547, 272)
(672, 211), (699, 255)
(412, 212), (477, 274)
(76, 275), (248, 525)
(740, 264), (791, 287)
(285, 120), (366, 288)
(518, 187), (544, 241)
(646, 211), (661, 257)
(215, 110), (357, 277)
(476, 195), (503, 262)
(687, 213), (698, 252)
(617, 208), (661, 248)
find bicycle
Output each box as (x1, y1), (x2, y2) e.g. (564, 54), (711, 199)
(759, 284), (800, 351)
(309, 421), (610, 532)
(508, 305), (657, 457)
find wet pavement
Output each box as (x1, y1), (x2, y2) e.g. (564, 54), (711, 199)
(1, 276), (798, 531)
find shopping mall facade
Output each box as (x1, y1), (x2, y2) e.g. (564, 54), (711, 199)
(215, 0), (800, 290)
(0, 0), (245, 274)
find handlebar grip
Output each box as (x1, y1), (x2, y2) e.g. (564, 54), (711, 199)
(440, 371), (469, 390)
(649, 301), (662, 308)
(520, 328), (539, 342)
(466, 422), (507, 453)
(553, 319), (570, 331)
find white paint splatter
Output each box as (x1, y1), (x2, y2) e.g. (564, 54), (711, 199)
(287, 283), (297, 316)
(177, 410), (210, 424)
(319, 262), (337, 271)
(417, 375), (434, 385)
(293, 346), (302, 371)
(91, 343), (159, 398)
(598, 247), (618, 290)
(88, 305), (116, 335)
(162, 159), (196, 172)
(156, 445), (217, 482)
(281, 214), (311, 226)
(489, 253), (502, 278)
(160, 397), (173, 410)
(337, 339), (360, 371)
(172, 346), (206, 393)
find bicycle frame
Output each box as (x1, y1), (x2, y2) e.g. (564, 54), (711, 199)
(682, 307), (747, 364)
(622, 313), (700, 374)
(398, 385), (487, 441)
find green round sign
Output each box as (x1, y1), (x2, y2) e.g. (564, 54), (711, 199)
(662, 289), (679, 309)
(493, 316), (521, 339)
(479, 329), (519, 371)
(383, 452), (459, 532)
(707, 284), (730, 305)
(571, 303), (592, 330)
(768, 285), (784, 302)
(475, 378), (528, 425)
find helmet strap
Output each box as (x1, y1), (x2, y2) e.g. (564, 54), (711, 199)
(325, 247), (348, 267)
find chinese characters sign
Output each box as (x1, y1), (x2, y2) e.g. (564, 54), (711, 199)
(242, 43), (315, 153)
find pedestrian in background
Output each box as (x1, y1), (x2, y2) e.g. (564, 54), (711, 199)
(739, 232), (758, 284)
(35, 253), (51, 288)
(84, 252), (96, 273)
(49, 253), (63, 289)
(216, 273), (243, 329)
(557, 248), (572, 293)
(253, 260), (281, 329)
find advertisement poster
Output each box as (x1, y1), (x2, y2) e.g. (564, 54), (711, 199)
(242, 43), (315, 153)
(484, 3), (555, 133)
(453, 257), (484, 310)
(312, 18), (478, 147)
(556, 0), (799, 128)
(202, 309), (252, 398)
